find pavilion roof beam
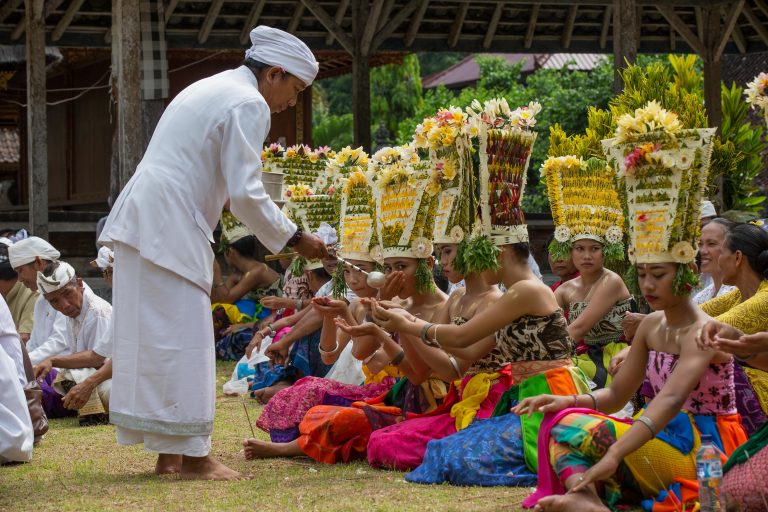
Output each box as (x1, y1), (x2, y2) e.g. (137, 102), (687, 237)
(372, 0), (423, 51)
(742, 3), (768, 46)
(695, 6), (705, 41)
(239, 0), (266, 45)
(198, 0), (224, 44)
(377, 0), (396, 31)
(287, 2), (305, 33)
(52, 0), (86, 41)
(448, 1), (470, 48)
(405, 0), (429, 47)
(599, 4), (612, 48)
(754, 0), (768, 18)
(301, 0), (353, 54)
(484, 2), (504, 49)
(562, 5), (578, 49)
(524, 4), (540, 49)
(0, 0), (22, 25)
(361, 0), (385, 55)
(714, 0), (745, 59)
(723, 7), (746, 52)
(11, 0), (66, 40)
(670, 25), (677, 50)
(325, 0), (349, 45)
(165, 0), (179, 25)
(656, 5), (707, 54)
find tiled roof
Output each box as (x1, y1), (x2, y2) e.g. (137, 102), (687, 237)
(422, 53), (606, 89)
(0, 127), (19, 164)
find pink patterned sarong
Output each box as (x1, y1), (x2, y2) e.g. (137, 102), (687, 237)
(255, 375), (395, 442)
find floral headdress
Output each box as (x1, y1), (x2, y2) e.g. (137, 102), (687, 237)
(261, 144), (337, 198)
(371, 145), (438, 293)
(460, 99), (540, 273)
(414, 108), (474, 247)
(602, 101), (716, 295)
(745, 72), (768, 123)
(339, 170), (382, 264)
(219, 211), (252, 252)
(541, 154), (625, 263)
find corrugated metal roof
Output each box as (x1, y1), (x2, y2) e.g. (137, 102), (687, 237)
(0, 127), (19, 164)
(423, 53), (606, 89)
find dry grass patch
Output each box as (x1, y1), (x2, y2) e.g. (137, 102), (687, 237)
(1, 361), (532, 511)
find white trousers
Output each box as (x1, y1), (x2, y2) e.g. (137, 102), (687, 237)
(110, 243), (215, 457)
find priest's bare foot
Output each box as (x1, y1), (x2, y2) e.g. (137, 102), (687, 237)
(155, 453), (182, 475)
(253, 381), (290, 404)
(179, 455), (248, 480)
(534, 491), (608, 512)
(243, 438), (302, 459)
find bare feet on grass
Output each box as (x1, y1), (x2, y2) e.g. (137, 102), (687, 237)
(243, 438), (302, 459)
(155, 453), (182, 475)
(534, 491), (609, 512)
(253, 381), (290, 404)
(179, 455), (250, 480)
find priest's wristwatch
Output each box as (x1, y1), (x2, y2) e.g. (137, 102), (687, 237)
(286, 227), (304, 248)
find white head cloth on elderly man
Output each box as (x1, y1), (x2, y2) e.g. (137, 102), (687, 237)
(37, 262), (76, 295)
(245, 25), (319, 86)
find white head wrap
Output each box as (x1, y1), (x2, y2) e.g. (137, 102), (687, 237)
(8, 236), (60, 269)
(245, 26), (319, 86)
(315, 222), (338, 247)
(0, 237), (12, 248)
(700, 200), (717, 219)
(37, 261), (76, 295)
(90, 246), (114, 270)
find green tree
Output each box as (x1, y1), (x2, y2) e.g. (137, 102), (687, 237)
(370, 54), (424, 146)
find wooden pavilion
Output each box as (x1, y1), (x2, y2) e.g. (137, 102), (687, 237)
(1, 0), (767, 238)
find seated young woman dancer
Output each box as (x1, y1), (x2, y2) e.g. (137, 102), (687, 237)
(252, 257), (385, 442)
(244, 260), (338, 403)
(541, 155), (632, 390)
(370, 242), (590, 486)
(363, 241), (504, 470)
(518, 112), (748, 511)
(517, 260), (748, 511)
(243, 254), (448, 461)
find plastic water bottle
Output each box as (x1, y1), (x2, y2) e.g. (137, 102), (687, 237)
(696, 434), (725, 511)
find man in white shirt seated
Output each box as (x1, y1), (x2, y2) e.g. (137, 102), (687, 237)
(0, 344), (33, 464)
(32, 262), (113, 426)
(8, 237), (71, 364)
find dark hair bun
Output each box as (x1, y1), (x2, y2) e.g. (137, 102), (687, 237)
(759, 249), (768, 279)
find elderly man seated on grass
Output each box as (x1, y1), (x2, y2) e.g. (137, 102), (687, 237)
(33, 262), (113, 426)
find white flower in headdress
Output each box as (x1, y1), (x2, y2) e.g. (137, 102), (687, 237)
(411, 237), (434, 259)
(369, 244), (384, 264)
(450, 226), (465, 243)
(671, 241), (696, 263)
(605, 226), (623, 245)
(554, 225), (572, 243)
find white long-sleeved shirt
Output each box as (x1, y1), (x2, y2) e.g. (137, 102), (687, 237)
(26, 295), (70, 365)
(99, 66), (297, 291)
(64, 286), (112, 359)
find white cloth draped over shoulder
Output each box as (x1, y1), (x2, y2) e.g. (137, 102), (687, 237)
(0, 345), (33, 464)
(64, 286), (113, 358)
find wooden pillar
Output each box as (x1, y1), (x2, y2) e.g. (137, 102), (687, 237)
(702, 7), (723, 130)
(111, 0), (142, 191)
(352, 1), (372, 152)
(612, 0), (638, 93)
(25, 0), (48, 238)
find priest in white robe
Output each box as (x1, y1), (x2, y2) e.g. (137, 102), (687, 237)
(98, 26), (327, 480)
(32, 262), (113, 424)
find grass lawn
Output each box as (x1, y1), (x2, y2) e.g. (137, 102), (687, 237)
(1, 361), (534, 511)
